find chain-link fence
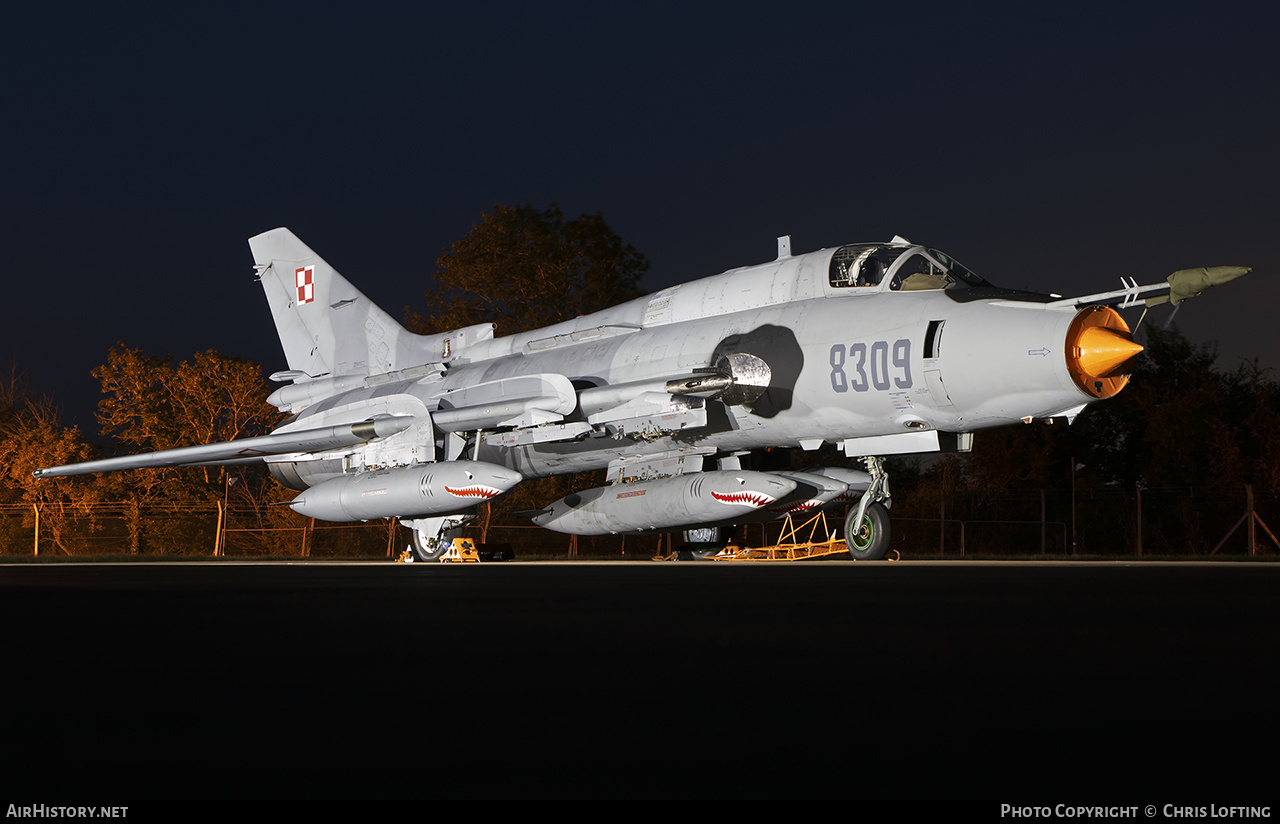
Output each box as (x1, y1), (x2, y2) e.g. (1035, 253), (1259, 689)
(3, 485), (1276, 559)
(889, 485), (1280, 557)
(0, 502), (398, 558)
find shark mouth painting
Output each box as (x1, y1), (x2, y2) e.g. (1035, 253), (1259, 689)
(711, 490), (777, 508)
(445, 485), (503, 500)
(768, 499), (822, 514)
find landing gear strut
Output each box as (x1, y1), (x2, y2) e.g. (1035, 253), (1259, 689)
(405, 514), (473, 562)
(845, 456), (892, 560)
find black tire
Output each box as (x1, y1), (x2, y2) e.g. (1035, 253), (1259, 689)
(845, 502), (891, 560)
(683, 527), (725, 545)
(678, 526), (726, 560)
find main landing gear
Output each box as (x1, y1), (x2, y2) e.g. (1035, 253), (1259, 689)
(678, 526), (729, 560)
(405, 515), (472, 562)
(668, 456), (895, 561)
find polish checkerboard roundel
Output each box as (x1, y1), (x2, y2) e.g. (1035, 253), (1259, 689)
(295, 266), (315, 304)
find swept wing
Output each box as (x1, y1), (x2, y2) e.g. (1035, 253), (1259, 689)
(33, 416), (413, 478)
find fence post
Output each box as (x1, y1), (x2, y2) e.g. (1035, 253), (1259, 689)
(128, 499), (140, 555)
(1135, 487), (1143, 557)
(214, 500), (224, 556)
(1248, 484), (1256, 556)
(1040, 489), (1046, 555)
(1211, 485), (1254, 555)
(939, 490), (946, 556)
(1071, 457), (1077, 555)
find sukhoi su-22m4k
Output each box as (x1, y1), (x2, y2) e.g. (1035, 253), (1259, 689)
(36, 229), (1250, 560)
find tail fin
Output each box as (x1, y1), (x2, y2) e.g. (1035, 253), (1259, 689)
(248, 228), (492, 378)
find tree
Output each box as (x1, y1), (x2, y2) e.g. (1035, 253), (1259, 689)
(407, 203), (650, 336)
(0, 367), (110, 554)
(90, 345), (307, 554)
(886, 325), (1280, 555)
(404, 205), (651, 535)
(93, 344), (280, 502)
(1071, 325), (1280, 490)
(1226, 359), (1280, 490)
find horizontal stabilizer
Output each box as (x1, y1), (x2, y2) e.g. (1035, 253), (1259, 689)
(33, 416), (414, 478)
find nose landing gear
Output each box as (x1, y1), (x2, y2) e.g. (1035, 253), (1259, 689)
(845, 457), (892, 560)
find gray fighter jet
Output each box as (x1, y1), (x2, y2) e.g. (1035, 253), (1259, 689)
(36, 229), (1250, 559)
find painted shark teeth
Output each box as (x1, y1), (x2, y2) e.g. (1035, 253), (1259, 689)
(768, 499), (822, 514)
(711, 490), (776, 507)
(445, 484), (503, 500)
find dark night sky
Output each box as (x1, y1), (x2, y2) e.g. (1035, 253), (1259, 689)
(3, 1), (1278, 427)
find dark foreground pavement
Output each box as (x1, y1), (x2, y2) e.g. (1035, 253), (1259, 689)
(1, 560), (1276, 800)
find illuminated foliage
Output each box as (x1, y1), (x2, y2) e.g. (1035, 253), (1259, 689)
(0, 369), (111, 553)
(405, 205), (649, 524)
(408, 203), (649, 336)
(93, 344), (279, 501)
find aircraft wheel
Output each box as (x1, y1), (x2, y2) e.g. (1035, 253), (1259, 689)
(845, 502), (891, 560)
(683, 527), (724, 545)
(409, 528), (453, 562)
(678, 527), (726, 560)
(676, 548), (721, 560)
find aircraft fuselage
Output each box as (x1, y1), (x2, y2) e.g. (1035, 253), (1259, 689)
(268, 241), (1111, 491)
(41, 227), (1246, 554)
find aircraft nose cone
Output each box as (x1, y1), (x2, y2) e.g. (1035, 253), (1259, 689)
(1066, 306), (1141, 399)
(1076, 326), (1144, 378)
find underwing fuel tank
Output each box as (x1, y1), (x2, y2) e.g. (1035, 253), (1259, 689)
(289, 461), (523, 522)
(806, 467), (873, 503)
(531, 471), (798, 535)
(763, 470), (852, 516)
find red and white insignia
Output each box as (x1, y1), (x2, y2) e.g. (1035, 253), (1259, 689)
(295, 266), (315, 304)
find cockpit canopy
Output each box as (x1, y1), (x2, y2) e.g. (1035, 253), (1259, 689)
(829, 244), (991, 292)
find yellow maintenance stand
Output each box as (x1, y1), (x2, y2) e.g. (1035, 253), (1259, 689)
(655, 510), (898, 561)
(438, 538), (480, 562)
(397, 538), (481, 563)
